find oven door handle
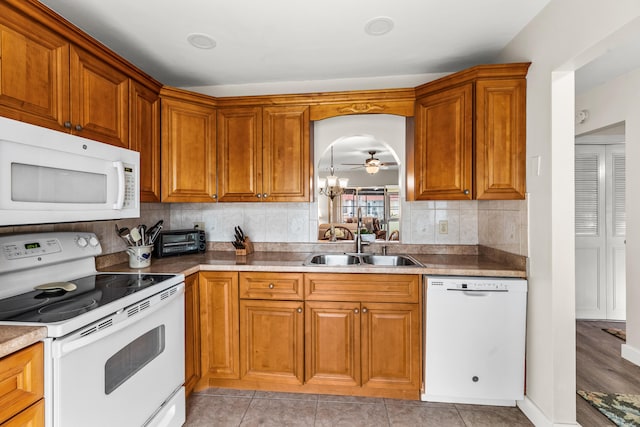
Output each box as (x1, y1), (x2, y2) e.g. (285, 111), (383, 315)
(53, 285), (184, 357)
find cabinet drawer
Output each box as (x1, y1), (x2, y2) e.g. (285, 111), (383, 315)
(0, 342), (44, 424)
(239, 273), (304, 300)
(304, 274), (420, 303)
(1, 399), (44, 427)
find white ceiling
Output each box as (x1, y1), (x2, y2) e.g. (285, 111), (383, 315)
(38, 0), (552, 89)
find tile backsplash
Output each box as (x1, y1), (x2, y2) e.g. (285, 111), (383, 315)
(170, 198), (528, 256)
(0, 203), (170, 256)
(0, 198), (528, 257)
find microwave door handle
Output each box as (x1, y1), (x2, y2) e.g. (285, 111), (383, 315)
(113, 161), (125, 210)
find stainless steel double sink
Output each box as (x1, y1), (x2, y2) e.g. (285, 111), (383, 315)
(303, 253), (422, 267)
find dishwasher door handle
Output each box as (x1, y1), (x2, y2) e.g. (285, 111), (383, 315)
(446, 288), (509, 296)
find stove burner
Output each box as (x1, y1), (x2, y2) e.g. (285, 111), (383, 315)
(0, 294), (50, 316)
(102, 275), (157, 289)
(38, 297), (99, 316)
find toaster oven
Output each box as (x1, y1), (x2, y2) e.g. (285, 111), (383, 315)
(153, 229), (206, 258)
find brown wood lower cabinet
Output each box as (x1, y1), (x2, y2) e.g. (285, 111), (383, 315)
(198, 272), (240, 388)
(184, 273), (201, 397)
(240, 299), (304, 384)
(0, 342), (44, 426)
(305, 300), (421, 396)
(198, 271), (421, 399)
(305, 301), (361, 387)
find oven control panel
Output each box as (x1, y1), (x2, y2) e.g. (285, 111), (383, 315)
(0, 232), (102, 274)
(2, 238), (62, 260)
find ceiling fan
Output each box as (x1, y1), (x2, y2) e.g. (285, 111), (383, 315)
(342, 151), (397, 174)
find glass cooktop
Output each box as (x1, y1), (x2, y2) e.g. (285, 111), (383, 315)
(0, 273), (175, 323)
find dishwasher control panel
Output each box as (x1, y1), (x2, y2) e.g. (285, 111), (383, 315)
(454, 282), (508, 291)
(427, 276), (526, 292)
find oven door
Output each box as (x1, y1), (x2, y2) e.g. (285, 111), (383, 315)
(50, 284), (185, 427)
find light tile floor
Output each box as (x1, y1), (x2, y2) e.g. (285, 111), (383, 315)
(185, 388), (533, 426)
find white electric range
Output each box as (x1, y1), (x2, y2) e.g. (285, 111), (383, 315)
(0, 232), (185, 427)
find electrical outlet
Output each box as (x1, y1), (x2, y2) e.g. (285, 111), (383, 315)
(193, 222), (205, 231)
(438, 220), (448, 234)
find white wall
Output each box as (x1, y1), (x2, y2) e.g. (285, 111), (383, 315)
(576, 68), (640, 366)
(498, 1), (640, 424)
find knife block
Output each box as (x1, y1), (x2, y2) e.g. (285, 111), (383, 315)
(235, 237), (254, 256)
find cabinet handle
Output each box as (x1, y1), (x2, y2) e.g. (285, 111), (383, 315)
(256, 194), (262, 198)
(75, 124), (83, 131)
(463, 189), (470, 195)
(362, 307), (368, 313)
(64, 121), (72, 129)
(269, 283), (274, 289)
(297, 307), (303, 313)
(354, 308), (359, 314)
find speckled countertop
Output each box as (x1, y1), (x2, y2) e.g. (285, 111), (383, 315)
(0, 326), (47, 359)
(100, 245), (527, 278)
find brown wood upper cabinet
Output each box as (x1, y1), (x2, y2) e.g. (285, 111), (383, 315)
(217, 105), (311, 202)
(130, 81), (161, 201)
(0, 4), (130, 148)
(160, 88), (217, 202)
(410, 63), (529, 200)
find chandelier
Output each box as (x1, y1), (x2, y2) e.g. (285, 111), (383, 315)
(318, 146), (348, 200)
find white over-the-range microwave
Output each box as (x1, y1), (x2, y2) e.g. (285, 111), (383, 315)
(0, 116), (140, 226)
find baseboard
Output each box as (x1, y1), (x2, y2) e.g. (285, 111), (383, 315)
(517, 396), (580, 426)
(622, 343), (640, 367)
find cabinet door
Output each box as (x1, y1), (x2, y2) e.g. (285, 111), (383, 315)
(305, 301), (361, 387)
(239, 300), (304, 385)
(217, 106), (263, 202)
(413, 83), (473, 200)
(0, 342), (44, 424)
(161, 98), (217, 202)
(0, 399), (44, 427)
(361, 303), (421, 392)
(130, 81), (160, 202)
(184, 274), (201, 397)
(262, 105), (311, 202)
(475, 78), (526, 199)
(69, 46), (129, 148)
(0, 4), (69, 132)
(199, 272), (239, 380)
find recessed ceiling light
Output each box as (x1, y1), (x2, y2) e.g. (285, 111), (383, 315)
(187, 33), (217, 49)
(364, 17), (394, 36)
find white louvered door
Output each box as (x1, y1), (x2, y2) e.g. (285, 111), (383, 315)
(575, 144), (626, 320)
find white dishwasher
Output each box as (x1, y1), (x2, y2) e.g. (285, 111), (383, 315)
(422, 276), (527, 407)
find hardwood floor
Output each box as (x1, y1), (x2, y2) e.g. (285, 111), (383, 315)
(576, 320), (640, 426)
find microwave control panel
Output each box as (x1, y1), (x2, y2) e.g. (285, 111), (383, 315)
(124, 164), (135, 208)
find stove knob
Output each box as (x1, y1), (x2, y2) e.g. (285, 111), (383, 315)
(89, 236), (100, 247)
(77, 236), (88, 248)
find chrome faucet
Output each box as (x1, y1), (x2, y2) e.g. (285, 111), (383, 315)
(355, 207), (369, 254)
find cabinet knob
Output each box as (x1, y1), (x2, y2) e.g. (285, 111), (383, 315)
(297, 307), (303, 313)
(262, 193), (268, 198)
(75, 124), (83, 131)
(211, 194), (217, 199)
(64, 121), (72, 129)
(354, 308), (359, 314)
(463, 189), (470, 195)
(269, 283), (275, 289)
(362, 307), (368, 313)
(256, 194), (262, 198)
